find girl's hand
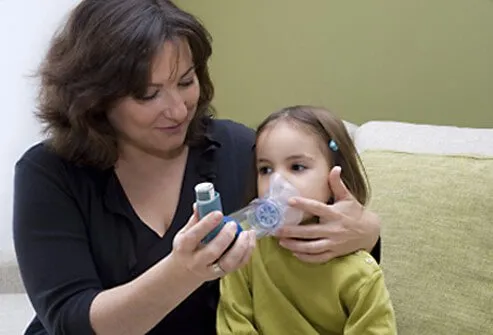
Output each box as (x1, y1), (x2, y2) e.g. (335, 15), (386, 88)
(275, 166), (380, 263)
(171, 206), (256, 281)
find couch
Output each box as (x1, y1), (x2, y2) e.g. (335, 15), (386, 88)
(1, 120), (492, 334)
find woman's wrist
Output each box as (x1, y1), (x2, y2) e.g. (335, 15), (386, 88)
(164, 251), (206, 288)
(361, 209), (381, 253)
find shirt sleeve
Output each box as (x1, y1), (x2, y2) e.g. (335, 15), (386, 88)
(370, 236), (381, 264)
(13, 156), (103, 335)
(216, 261), (259, 335)
(343, 269), (397, 335)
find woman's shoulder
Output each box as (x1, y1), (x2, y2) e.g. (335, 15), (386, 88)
(16, 142), (68, 172)
(208, 118), (255, 149)
(16, 141), (105, 187)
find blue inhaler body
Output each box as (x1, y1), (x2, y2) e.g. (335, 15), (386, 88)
(194, 182), (242, 244)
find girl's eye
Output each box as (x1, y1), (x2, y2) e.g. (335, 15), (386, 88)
(258, 166), (272, 175)
(291, 164), (306, 172)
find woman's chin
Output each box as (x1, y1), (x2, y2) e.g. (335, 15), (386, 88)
(140, 140), (187, 160)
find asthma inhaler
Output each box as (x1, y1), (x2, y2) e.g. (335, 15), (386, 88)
(226, 173), (304, 238)
(194, 182), (243, 244)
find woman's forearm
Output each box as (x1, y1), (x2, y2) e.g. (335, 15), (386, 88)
(89, 254), (203, 335)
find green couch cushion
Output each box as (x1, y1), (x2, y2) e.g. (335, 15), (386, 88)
(361, 150), (493, 334)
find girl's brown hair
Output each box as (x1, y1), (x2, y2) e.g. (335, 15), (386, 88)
(36, 0), (214, 168)
(247, 105), (370, 205)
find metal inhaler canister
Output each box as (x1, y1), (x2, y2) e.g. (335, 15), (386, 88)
(194, 182), (243, 244)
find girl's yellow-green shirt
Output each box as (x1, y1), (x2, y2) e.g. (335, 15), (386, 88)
(217, 236), (397, 335)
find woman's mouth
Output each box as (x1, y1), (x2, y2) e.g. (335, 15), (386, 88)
(155, 122), (185, 134)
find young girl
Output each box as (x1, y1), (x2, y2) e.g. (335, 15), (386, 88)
(216, 105), (397, 334)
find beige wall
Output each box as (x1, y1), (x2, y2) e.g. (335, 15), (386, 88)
(175, 0), (493, 128)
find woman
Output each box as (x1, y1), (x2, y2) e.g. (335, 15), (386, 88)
(13, 0), (381, 334)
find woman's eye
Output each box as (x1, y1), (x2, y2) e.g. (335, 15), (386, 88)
(141, 90), (159, 101)
(258, 166), (272, 175)
(178, 78), (194, 88)
(291, 164), (306, 172)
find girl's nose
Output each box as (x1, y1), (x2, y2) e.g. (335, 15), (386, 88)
(268, 172), (298, 196)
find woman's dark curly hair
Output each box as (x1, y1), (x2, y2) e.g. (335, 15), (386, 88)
(36, 0), (215, 168)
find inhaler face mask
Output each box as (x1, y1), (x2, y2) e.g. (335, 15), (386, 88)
(225, 173), (304, 238)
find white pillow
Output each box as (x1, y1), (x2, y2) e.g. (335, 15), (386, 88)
(343, 120), (359, 140)
(354, 121), (493, 157)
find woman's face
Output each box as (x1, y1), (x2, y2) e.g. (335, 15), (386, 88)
(107, 38), (200, 158)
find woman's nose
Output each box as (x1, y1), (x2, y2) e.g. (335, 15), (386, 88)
(159, 89), (187, 120)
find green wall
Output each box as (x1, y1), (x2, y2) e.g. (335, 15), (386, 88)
(175, 0), (493, 128)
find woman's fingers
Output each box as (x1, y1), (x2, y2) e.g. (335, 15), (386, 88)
(239, 230), (257, 266)
(276, 223), (335, 239)
(178, 203), (199, 234)
(217, 230), (256, 272)
(288, 196), (339, 220)
(328, 166), (353, 202)
(239, 231), (257, 266)
(193, 221), (239, 265)
(273, 167), (378, 265)
(173, 211), (256, 281)
(174, 211), (224, 253)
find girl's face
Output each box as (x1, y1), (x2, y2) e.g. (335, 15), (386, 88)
(256, 120), (332, 219)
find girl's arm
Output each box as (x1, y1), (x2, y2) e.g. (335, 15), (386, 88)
(217, 260), (258, 335)
(343, 267), (397, 335)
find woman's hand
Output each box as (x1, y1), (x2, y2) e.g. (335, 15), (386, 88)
(275, 166), (380, 263)
(91, 207), (255, 335)
(172, 206), (256, 281)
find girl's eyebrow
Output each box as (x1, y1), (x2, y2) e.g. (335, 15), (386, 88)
(286, 154), (315, 161)
(257, 154), (315, 163)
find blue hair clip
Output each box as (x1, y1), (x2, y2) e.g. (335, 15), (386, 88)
(329, 139), (339, 152)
